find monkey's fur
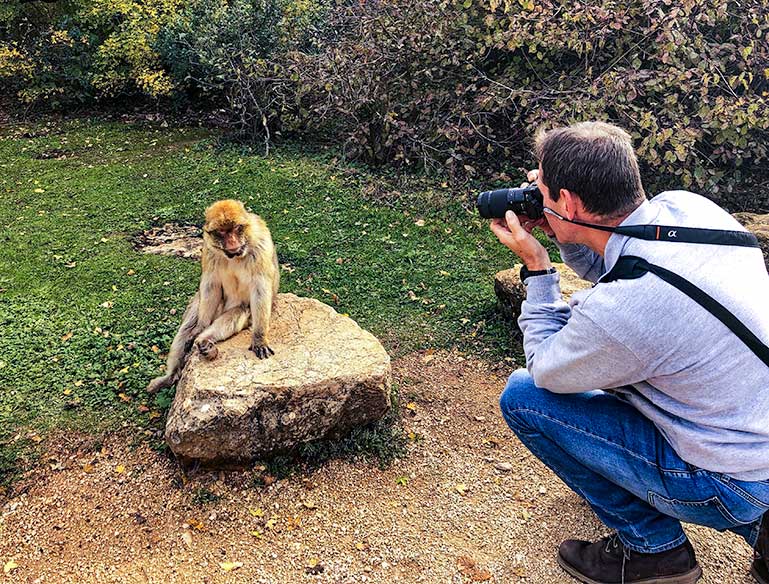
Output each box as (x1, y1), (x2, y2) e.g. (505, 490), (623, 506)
(146, 200), (280, 393)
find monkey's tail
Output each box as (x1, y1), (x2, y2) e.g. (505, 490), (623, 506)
(146, 294), (200, 393)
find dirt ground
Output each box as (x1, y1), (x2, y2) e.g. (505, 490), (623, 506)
(0, 351), (756, 584)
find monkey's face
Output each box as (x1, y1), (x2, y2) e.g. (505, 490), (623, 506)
(205, 222), (248, 258)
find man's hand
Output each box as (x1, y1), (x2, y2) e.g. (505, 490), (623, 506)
(490, 210), (552, 270)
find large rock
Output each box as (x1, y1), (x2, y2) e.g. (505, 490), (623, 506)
(733, 212), (769, 270)
(165, 293), (392, 466)
(494, 263), (591, 322)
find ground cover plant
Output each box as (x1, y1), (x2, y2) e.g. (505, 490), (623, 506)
(0, 118), (559, 488)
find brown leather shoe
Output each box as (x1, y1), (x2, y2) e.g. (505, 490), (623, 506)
(558, 534), (702, 584)
(752, 512), (769, 584)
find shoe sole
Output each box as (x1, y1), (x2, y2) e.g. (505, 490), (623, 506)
(557, 553), (703, 584)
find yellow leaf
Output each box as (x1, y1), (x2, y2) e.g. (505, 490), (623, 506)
(63, 388), (72, 395)
(265, 518), (278, 530)
(219, 561), (243, 572)
(414, 219), (425, 227)
(302, 500), (317, 509)
(3, 560), (18, 574)
(118, 393), (131, 403)
(151, 345), (160, 353)
(406, 402), (417, 411)
(250, 530), (263, 538)
(115, 464), (126, 474)
(248, 507), (264, 517)
(61, 332), (73, 342)
(455, 483), (467, 495)
(34, 188), (45, 193)
(74, 380), (84, 387)
(83, 463), (94, 473)
(127, 269), (135, 276)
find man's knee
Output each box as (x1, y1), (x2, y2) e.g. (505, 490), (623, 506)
(499, 368), (542, 433)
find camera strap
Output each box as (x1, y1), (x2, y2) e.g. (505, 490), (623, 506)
(562, 216), (761, 248)
(602, 255), (769, 367)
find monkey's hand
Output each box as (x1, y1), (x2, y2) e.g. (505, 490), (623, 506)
(194, 338), (219, 361)
(250, 336), (275, 359)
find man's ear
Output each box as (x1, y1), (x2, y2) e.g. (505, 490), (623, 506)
(560, 188), (578, 220)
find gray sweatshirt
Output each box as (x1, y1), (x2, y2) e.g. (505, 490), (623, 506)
(518, 191), (769, 481)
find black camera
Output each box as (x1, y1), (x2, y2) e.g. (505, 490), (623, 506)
(476, 184), (544, 220)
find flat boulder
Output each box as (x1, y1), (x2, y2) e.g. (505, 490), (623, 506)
(494, 263), (591, 322)
(165, 293), (392, 466)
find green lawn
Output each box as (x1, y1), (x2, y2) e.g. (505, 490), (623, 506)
(0, 118), (557, 485)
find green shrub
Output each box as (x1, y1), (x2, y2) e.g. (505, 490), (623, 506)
(285, 0), (768, 201)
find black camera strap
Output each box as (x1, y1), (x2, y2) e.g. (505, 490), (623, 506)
(564, 217), (761, 248)
(602, 255), (769, 367)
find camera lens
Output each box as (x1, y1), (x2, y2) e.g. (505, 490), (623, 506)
(477, 189), (514, 219)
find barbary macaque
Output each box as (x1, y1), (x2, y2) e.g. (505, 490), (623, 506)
(146, 199), (280, 393)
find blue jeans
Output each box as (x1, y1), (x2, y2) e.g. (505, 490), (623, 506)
(499, 369), (769, 553)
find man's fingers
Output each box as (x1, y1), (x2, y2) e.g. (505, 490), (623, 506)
(527, 168), (539, 182)
(504, 210), (523, 232)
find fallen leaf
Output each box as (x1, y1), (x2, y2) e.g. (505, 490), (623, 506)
(151, 345), (160, 353)
(3, 560), (18, 574)
(302, 500), (317, 510)
(82, 463), (94, 473)
(181, 531), (193, 547)
(127, 269), (135, 276)
(61, 332), (73, 342)
(248, 507), (264, 517)
(118, 393), (131, 403)
(455, 483), (468, 496)
(219, 561), (243, 572)
(186, 518), (204, 531)
(395, 476), (409, 486)
(34, 188), (45, 193)
(406, 402), (417, 411)
(137, 405), (150, 413)
(265, 518), (278, 530)
(115, 464), (126, 474)
(286, 515), (301, 530)
(414, 219), (425, 227)
(250, 530), (263, 538)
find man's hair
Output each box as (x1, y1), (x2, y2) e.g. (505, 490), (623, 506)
(534, 121), (645, 218)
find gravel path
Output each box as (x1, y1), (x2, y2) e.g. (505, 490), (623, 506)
(0, 351), (756, 583)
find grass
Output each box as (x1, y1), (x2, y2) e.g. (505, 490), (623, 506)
(0, 118), (559, 487)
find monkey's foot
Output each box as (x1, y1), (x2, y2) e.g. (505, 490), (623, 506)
(146, 375), (174, 394)
(250, 342), (275, 360)
(195, 339), (219, 361)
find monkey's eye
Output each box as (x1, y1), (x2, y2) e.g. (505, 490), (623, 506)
(235, 224), (244, 234)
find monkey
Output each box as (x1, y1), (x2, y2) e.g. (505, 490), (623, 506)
(146, 199), (280, 393)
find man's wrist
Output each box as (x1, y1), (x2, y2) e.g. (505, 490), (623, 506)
(520, 253), (553, 272)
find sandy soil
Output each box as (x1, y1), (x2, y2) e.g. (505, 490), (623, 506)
(0, 351), (756, 583)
